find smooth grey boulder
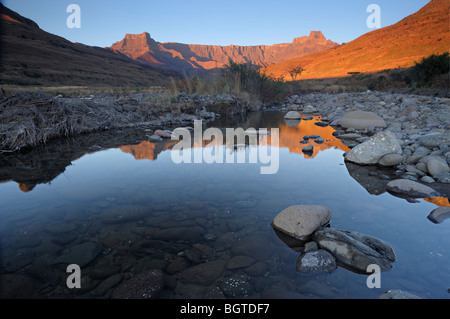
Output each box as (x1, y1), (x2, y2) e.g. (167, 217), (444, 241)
(148, 135), (163, 142)
(312, 228), (396, 274)
(378, 153), (404, 167)
(386, 179), (440, 198)
(296, 249), (337, 274)
(284, 111), (301, 120)
(419, 133), (450, 148)
(272, 205), (332, 241)
(339, 111), (387, 130)
(427, 158), (450, 178)
(345, 131), (402, 165)
(427, 206), (450, 224)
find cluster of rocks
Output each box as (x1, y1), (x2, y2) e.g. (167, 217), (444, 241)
(272, 205), (425, 299)
(272, 205), (396, 274)
(283, 91), (450, 196)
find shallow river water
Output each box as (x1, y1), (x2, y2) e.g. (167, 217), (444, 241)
(0, 111), (448, 299)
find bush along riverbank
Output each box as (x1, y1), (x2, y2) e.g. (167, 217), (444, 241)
(0, 91), (254, 152)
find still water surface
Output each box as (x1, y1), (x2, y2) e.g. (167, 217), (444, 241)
(0, 111), (448, 299)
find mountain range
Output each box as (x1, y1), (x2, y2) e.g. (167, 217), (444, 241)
(0, 0), (448, 86)
(109, 31), (338, 73)
(264, 0), (450, 79)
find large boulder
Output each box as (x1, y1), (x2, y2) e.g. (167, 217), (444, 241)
(313, 228), (396, 274)
(339, 111), (387, 130)
(386, 179), (440, 198)
(345, 131), (402, 165)
(272, 205), (332, 241)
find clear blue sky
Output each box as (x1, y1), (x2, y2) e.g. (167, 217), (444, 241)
(3, 0), (430, 47)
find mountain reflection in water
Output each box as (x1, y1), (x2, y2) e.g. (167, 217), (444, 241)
(0, 111), (448, 209)
(119, 114), (350, 161)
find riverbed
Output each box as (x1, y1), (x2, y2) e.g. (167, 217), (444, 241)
(0, 110), (448, 299)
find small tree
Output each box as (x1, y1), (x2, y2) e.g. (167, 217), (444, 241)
(288, 66), (304, 81)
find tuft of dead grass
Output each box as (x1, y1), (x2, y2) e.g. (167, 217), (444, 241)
(0, 92), (109, 151)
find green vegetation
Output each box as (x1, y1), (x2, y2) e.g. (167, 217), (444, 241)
(171, 60), (297, 104)
(411, 52), (449, 87)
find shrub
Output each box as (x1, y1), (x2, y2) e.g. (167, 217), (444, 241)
(412, 52), (450, 87)
(170, 60), (290, 104)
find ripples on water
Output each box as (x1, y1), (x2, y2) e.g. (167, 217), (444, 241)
(0, 111), (448, 299)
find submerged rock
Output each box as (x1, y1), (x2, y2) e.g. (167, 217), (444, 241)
(100, 206), (149, 224)
(272, 205), (332, 241)
(51, 241), (103, 267)
(226, 256), (255, 270)
(219, 274), (251, 298)
(112, 269), (164, 299)
(180, 260), (227, 286)
(312, 228), (396, 274)
(296, 249), (337, 274)
(345, 131), (402, 165)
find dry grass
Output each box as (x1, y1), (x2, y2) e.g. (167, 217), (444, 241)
(0, 91), (168, 152)
(0, 92), (108, 151)
(1, 85), (164, 97)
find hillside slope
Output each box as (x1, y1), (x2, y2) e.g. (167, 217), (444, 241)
(264, 0), (450, 80)
(0, 4), (178, 87)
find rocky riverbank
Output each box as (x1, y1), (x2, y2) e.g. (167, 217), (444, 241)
(280, 91), (450, 194)
(0, 91), (253, 152)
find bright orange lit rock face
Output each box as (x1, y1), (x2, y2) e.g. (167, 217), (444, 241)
(424, 197), (450, 207)
(109, 31), (338, 72)
(264, 0), (450, 80)
(1, 13), (20, 23)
